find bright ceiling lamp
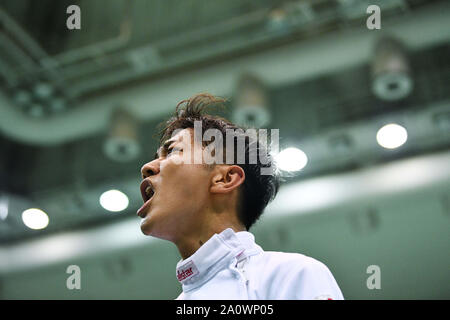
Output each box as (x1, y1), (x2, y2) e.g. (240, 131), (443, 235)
(0, 195), (8, 220)
(100, 190), (129, 212)
(275, 147), (308, 172)
(376, 123), (408, 149)
(22, 208), (49, 230)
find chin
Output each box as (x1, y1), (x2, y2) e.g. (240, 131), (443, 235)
(140, 217), (168, 240)
(140, 224), (151, 235)
(140, 215), (155, 236)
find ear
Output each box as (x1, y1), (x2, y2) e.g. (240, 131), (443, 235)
(210, 165), (245, 194)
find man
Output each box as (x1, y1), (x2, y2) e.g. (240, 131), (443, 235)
(138, 93), (343, 300)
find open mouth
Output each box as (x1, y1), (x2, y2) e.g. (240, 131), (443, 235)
(140, 179), (155, 202)
(138, 179), (155, 217)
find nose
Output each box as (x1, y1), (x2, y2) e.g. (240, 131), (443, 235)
(141, 159), (160, 179)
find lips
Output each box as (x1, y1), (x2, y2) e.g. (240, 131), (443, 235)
(137, 179), (156, 217)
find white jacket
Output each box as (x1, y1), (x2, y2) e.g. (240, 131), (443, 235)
(176, 228), (344, 300)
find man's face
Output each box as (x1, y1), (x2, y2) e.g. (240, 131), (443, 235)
(138, 128), (212, 240)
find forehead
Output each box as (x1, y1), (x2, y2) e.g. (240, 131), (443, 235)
(170, 127), (193, 142)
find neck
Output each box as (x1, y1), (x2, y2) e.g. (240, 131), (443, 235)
(175, 220), (245, 260)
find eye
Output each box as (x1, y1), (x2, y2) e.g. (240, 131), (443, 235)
(167, 147), (182, 156)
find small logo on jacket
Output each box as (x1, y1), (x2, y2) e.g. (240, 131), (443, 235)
(177, 267), (193, 281)
(176, 261), (198, 282)
(314, 294), (333, 300)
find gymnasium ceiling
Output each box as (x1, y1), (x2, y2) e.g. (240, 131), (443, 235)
(0, 0), (449, 246)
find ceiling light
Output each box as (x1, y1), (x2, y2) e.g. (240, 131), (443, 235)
(22, 208), (49, 230)
(103, 107), (141, 162)
(0, 195), (8, 220)
(28, 104), (45, 117)
(34, 82), (54, 98)
(50, 97), (66, 113)
(371, 37), (413, 101)
(13, 90), (31, 105)
(433, 111), (450, 132)
(376, 123), (408, 149)
(275, 147), (308, 172)
(100, 190), (129, 212)
(232, 73), (271, 128)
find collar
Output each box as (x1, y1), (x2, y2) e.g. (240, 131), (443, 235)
(175, 228), (263, 292)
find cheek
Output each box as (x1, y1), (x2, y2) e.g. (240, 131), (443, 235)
(160, 162), (210, 203)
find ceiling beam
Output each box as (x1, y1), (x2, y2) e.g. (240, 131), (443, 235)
(0, 2), (449, 145)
